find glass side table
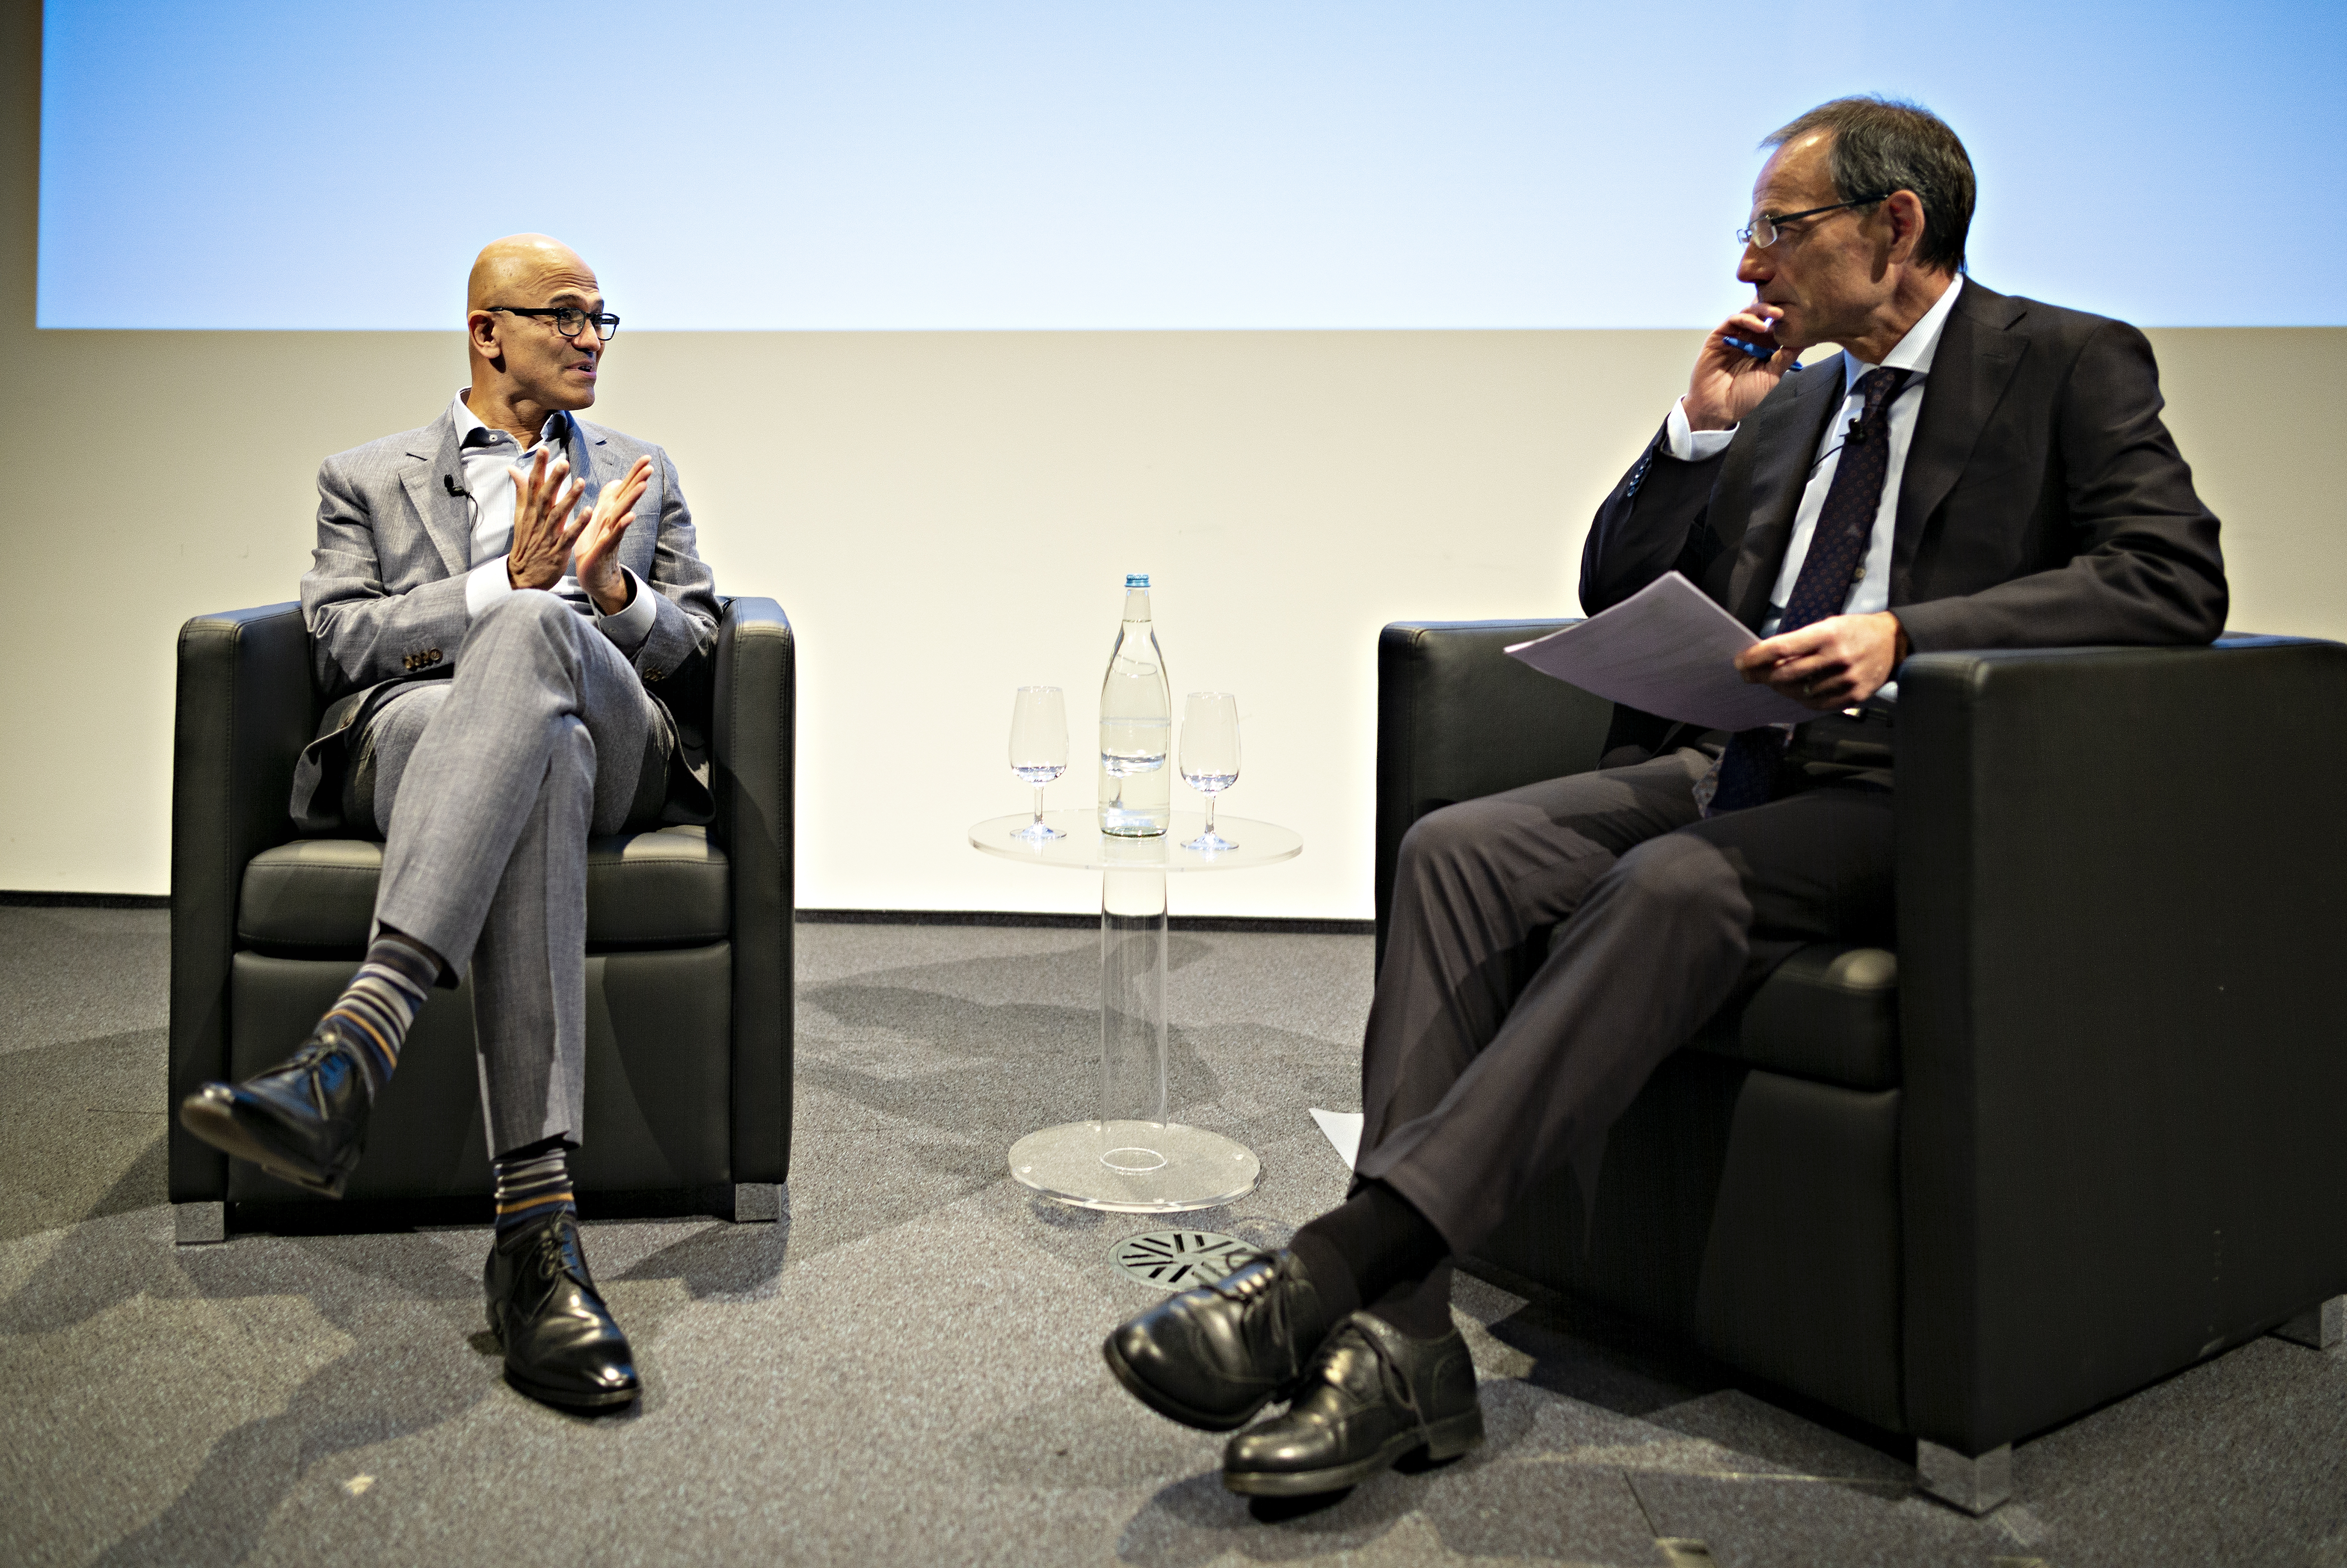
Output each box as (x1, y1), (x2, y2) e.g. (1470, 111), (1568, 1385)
(968, 809), (1302, 1213)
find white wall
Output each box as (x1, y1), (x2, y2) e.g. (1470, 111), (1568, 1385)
(3, 3), (2341, 912)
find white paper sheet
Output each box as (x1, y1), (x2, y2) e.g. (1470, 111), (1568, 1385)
(1505, 571), (1814, 731)
(1309, 1107), (1363, 1171)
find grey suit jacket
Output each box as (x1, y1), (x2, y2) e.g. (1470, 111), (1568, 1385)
(289, 404), (722, 831)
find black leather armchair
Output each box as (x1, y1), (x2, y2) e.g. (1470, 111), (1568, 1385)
(1376, 621), (2347, 1511)
(169, 598), (794, 1240)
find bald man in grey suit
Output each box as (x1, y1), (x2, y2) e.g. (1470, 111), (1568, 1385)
(181, 235), (718, 1412)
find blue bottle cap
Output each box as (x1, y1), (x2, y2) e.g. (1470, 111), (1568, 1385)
(1125, 573), (1150, 589)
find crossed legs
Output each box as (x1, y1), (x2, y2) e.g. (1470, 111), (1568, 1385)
(182, 589), (670, 1412)
(367, 590), (666, 1146)
(1106, 750), (1896, 1494)
(1357, 751), (1893, 1254)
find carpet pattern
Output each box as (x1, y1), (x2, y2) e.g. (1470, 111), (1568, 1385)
(4, 908), (2344, 1566)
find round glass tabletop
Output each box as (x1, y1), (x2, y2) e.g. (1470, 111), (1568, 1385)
(968, 810), (1301, 873)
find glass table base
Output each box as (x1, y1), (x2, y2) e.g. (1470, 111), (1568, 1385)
(1009, 1120), (1261, 1213)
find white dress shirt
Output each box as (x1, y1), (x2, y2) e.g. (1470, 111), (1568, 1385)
(449, 392), (659, 652)
(1663, 274), (1966, 638)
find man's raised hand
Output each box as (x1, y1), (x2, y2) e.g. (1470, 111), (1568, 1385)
(507, 448), (585, 592)
(1683, 303), (1801, 432)
(567, 456), (653, 616)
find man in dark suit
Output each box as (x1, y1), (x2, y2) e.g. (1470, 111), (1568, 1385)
(1103, 96), (2228, 1498)
(178, 234), (720, 1412)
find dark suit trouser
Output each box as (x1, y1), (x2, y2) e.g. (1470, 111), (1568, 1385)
(343, 591), (671, 1156)
(1353, 750), (1894, 1257)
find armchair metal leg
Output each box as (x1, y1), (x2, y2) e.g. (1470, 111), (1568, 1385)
(721, 1183), (783, 1223)
(1916, 1439), (2011, 1515)
(2275, 1296), (2346, 1351)
(173, 1201), (226, 1246)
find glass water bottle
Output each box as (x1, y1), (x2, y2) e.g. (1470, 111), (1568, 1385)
(1097, 574), (1172, 837)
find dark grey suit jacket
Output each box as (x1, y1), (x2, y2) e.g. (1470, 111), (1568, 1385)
(1581, 280), (2229, 657)
(288, 404), (723, 830)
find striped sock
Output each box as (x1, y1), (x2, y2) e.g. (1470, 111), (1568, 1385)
(324, 934), (438, 1095)
(493, 1143), (577, 1242)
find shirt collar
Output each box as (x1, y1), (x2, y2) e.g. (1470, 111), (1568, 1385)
(450, 389), (573, 453)
(1842, 273), (1965, 387)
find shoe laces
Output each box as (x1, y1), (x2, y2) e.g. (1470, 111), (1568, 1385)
(285, 1035), (339, 1070)
(1205, 1252), (1308, 1381)
(532, 1217), (593, 1289)
(289, 1019), (379, 1098)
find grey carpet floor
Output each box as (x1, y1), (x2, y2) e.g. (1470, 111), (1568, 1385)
(4, 906), (2344, 1567)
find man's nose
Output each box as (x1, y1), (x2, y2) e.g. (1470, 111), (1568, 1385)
(1737, 246), (1771, 286)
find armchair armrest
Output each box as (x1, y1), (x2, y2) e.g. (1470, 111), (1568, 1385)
(170, 602), (314, 1202)
(1897, 636), (2347, 1454)
(1375, 621), (1614, 971)
(712, 597), (795, 1184)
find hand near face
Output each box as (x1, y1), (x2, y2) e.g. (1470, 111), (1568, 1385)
(1683, 304), (1801, 432)
(506, 448), (586, 592)
(1734, 611), (1908, 710)
(568, 456), (653, 616)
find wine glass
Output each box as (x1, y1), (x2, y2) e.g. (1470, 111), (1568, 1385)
(1008, 686), (1068, 844)
(1179, 692), (1240, 853)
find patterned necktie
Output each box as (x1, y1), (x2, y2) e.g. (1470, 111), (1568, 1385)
(1706, 365), (1913, 815)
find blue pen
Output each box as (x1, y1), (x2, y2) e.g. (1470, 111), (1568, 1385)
(1722, 333), (1802, 370)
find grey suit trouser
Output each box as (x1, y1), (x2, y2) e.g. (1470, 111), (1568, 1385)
(1355, 750), (1894, 1257)
(344, 590), (672, 1157)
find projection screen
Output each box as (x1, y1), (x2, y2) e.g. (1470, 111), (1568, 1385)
(39, 0), (2346, 332)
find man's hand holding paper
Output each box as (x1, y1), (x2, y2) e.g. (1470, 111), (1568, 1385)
(1735, 609), (1908, 710)
(1504, 572), (1829, 730)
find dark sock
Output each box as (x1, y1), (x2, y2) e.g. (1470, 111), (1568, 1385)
(1285, 1228), (1363, 1326)
(492, 1137), (577, 1243)
(1367, 1261), (1456, 1339)
(1291, 1180), (1451, 1327)
(321, 931), (440, 1096)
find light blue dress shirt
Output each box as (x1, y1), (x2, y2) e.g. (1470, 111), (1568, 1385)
(448, 391), (659, 652)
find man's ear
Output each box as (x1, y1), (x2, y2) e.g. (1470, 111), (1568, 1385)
(466, 309), (504, 359)
(1883, 190), (1928, 265)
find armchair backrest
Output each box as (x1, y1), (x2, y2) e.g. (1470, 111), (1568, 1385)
(1374, 620), (1612, 973)
(169, 601), (312, 1202)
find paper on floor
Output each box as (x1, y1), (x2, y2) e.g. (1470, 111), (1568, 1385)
(1310, 1107), (1364, 1170)
(1504, 571), (1814, 731)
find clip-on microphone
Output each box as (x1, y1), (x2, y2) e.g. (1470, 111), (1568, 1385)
(444, 474), (468, 498)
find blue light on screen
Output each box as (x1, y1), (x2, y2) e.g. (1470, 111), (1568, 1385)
(37, 0), (2347, 330)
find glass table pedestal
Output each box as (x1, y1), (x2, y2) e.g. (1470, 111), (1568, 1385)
(968, 809), (1302, 1213)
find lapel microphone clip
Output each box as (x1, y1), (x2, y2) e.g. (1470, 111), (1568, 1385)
(444, 474), (469, 498)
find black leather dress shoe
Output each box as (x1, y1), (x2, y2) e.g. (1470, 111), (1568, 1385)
(177, 1017), (374, 1198)
(1221, 1311), (1482, 1496)
(1103, 1249), (1334, 1431)
(484, 1212), (641, 1412)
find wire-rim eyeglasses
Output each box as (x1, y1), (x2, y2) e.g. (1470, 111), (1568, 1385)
(1738, 193), (1891, 249)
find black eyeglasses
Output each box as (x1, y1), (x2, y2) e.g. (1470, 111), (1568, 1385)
(1738, 194), (1891, 249)
(486, 304), (621, 342)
